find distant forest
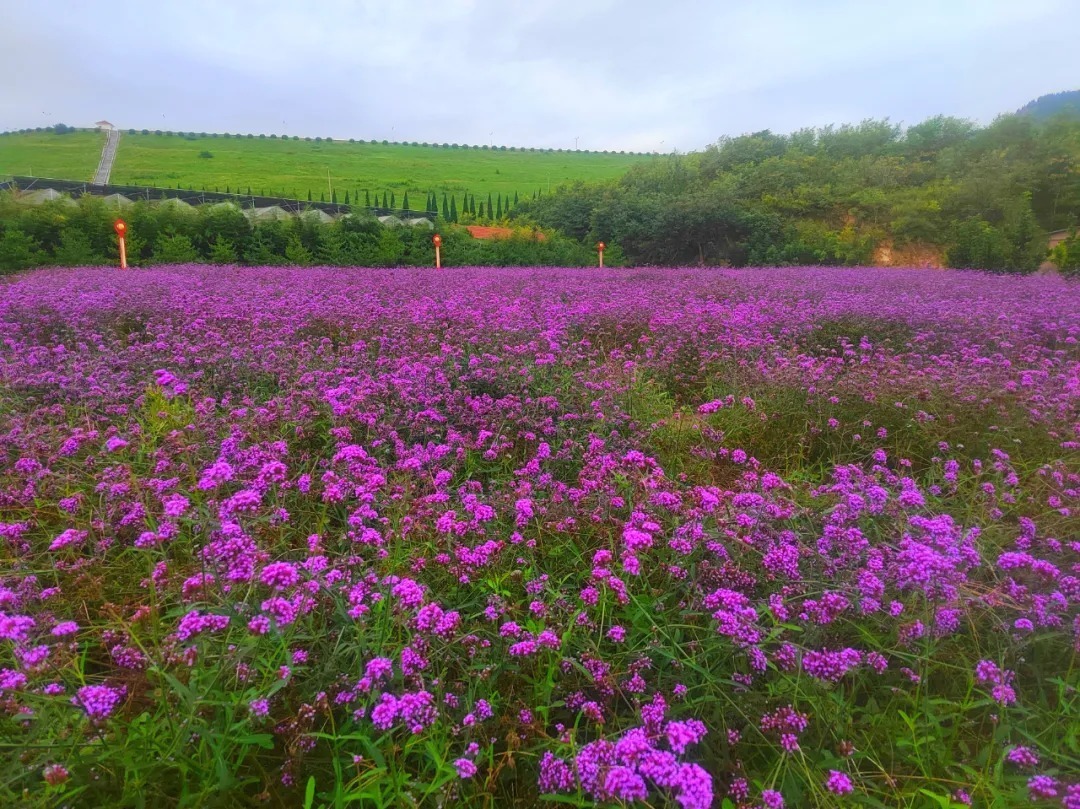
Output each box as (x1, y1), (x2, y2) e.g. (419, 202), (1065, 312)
(511, 104), (1080, 273)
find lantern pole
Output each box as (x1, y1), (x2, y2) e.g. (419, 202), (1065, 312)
(114, 219), (128, 269)
(433, 233), (442, 269)
(597, 241), (605, 268)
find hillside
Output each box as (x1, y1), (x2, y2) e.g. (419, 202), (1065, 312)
(0, 130), (105, 181)
(0, 130), (651, 204)
(514, 114), (1080, 272)
(1017, 90), (1080, 120)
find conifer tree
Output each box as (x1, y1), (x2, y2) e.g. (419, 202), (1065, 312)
(402, 191), (409, 210)
(320, 192), (325, 202)
(332, 189), (337, 203)
(487, 193), (493, 219)
(390, 191), (396, 209)
(496, 195), (503, 218)
(514, 191), (519, 206)
(449, 195), (458, 222)
(470, 195), (476, 216)
(307, 189), (312, 201)
(365, 190), (370, 206)
(442, 193), (450, 219)
(344, 190), (350, 205)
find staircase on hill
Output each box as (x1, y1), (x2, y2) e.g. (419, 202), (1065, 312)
(93, 128), (120, 184)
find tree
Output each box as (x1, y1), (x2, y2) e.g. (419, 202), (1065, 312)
(307, 190), (312, 201)
(479, 201), (486, 219)
(450, 195), (458, 222)
(0, 229), (40, 272)
(54, 229), (100, 265)
(496, 195), (503, 219)
(365, 190), (371, 206)
(344, 190), (350, 205)
(320, 192), (325, 202)
(284, 236), (313, 266)
(390, 192), (396, 209)
(332, 190), (338, 204)
(402, 191), (410, 211)
(514, 191), (520, 206)
(442, 194), (450, 219)
(946, 218), (1012, 271)
(469, 195), (476, 216)
(487, 193), (494, 219)
(152, 233), (199, 264)
(209, 238), (238, 263)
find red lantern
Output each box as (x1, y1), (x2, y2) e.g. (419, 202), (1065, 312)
(114, 219), (127, 236)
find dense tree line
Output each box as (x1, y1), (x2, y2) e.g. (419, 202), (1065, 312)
(0, 127), (652, 156)
(0, 194), (614, 272)
(509, 113), (1080, 273)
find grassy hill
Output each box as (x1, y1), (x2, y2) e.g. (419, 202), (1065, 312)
(0, 130), (651, 203)
(0, 130), (105, 181)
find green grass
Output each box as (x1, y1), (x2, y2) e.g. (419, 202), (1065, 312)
(1, 131), (653, 203)
(0, 131), (105, 181)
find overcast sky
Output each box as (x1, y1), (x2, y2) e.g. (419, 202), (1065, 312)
(2, 0), (1078, 152)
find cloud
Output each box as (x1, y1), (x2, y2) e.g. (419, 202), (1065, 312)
(1, 0), (1077, 151)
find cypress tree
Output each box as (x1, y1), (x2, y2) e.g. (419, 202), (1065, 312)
(449, 195), (458, 222)
(514, 191), (519, 206)
(402, 191), (409, 210)
(469, 195), (476, 216)
(226, 185), (231, 194)
(344, 190), (350, 205)
(487, 193), (493, 219)
(307, 189), (312, 201)
(479, 201), (486, 219)
(247, 186), (252, 195)
(496, 195), (502, 219)
(332, 189), (337, 203)
(390, 191), (396, 209)
(442, 193), (449, 219)
(320, 191), (325, 202)
(365, 190), (371, 206)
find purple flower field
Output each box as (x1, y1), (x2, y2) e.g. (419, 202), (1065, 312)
(1, 265), (1078, 807)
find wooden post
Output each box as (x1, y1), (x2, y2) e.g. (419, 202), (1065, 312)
(433, 233), (442, 269)
(597, 241), (605, 268)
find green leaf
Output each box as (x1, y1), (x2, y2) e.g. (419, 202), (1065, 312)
(304, 775), (317, 809)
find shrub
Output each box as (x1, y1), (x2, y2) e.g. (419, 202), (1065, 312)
(152, 233), (199, 263)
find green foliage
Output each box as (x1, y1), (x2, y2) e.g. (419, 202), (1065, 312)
(0, 228), (40, 271)
(208, 238), (238, 263)
(53, 228), (100, 265)
(510, 113), (1080, 269)
(152, 233), (199, 263)
(1049, 232), (1080, 276)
